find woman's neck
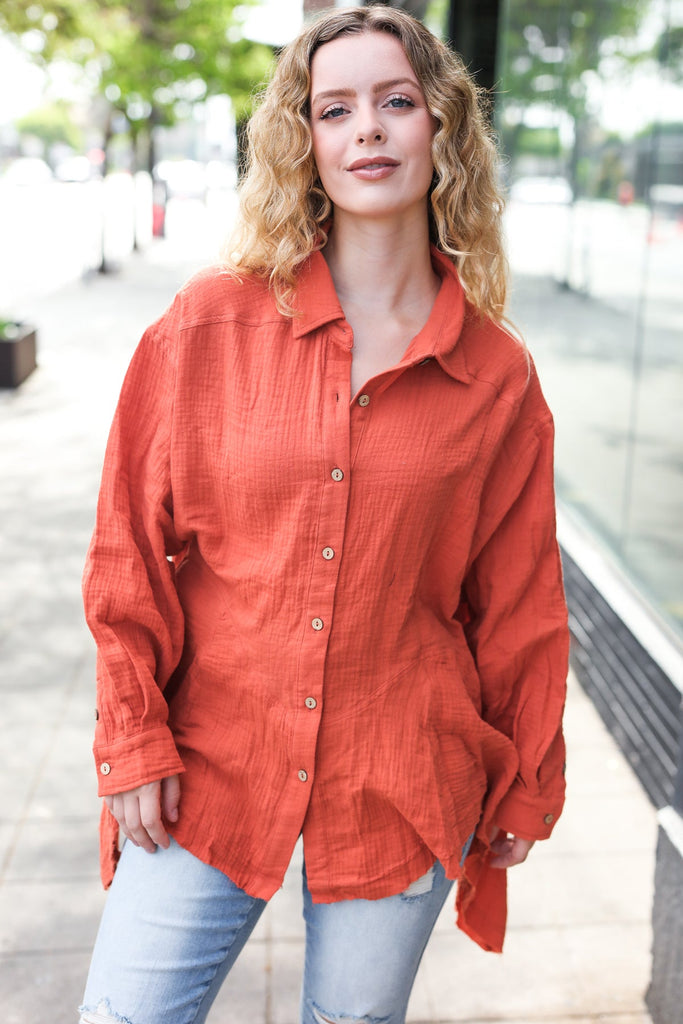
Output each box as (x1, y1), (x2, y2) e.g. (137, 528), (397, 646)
(321, 212), (439, 317)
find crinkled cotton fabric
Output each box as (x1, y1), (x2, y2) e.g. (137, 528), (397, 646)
(83, 247), (568, 953)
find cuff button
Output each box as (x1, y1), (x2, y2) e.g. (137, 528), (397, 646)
(100, 762), (111, 776)
(543, 813), (554, 825)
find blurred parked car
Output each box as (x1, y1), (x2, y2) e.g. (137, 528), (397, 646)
(55, 155), (97, 182)
(509, 176), (573, 204)
(154, 159), (207, 200)
(154, 159), (237, 201)
(3, 157), (53, 186)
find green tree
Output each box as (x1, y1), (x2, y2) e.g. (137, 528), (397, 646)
(94, 0), (273, 171)
(16, 99), (84, 151)
(498, 0), (649, 193)
(0, 0), (87, 58)
(1, 0), (274, 172)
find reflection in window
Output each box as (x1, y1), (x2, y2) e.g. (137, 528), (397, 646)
(497, 0), (683, 636)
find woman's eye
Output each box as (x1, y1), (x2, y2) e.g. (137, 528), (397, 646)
(320, 104), (348, 120)
(385, 95), (414, 109)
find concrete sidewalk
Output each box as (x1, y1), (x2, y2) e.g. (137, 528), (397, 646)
(0, 229), (657, 1023)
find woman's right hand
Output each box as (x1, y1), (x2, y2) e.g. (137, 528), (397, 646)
(104, 774), (181, 853)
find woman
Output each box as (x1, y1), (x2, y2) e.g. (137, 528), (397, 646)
(80, 7), (568, 1024)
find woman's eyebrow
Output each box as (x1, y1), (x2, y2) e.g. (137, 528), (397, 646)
(311, 78), (420, 106)
(373, 77), (420, 94)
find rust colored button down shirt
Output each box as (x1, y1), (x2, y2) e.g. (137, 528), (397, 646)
(83, 247), (568, 953)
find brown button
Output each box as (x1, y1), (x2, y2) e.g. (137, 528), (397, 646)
(543, 813), (554, 825)
(100, 762), (111, 776)
(298, 769), (308, 782)
(94, 709), (99, 721)
(331, 468), (344, 482)
(305, 697), (317, 710)
(358, 394), (370, 407)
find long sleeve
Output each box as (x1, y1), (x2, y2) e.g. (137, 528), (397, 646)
(83, 300), (187, 797)
(462, 365), (568, 841)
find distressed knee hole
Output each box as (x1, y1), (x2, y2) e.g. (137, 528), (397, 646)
(400, 862), (436, 900)
(78, 999), (134, 1024)
(312, 1005), (390, 1024)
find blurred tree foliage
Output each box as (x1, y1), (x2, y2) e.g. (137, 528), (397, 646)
(657, 22), (683, 80)
(0, 0), (274, 170)
(500, 0), (648, 116)
(498, 0), (650, 193)
(16, 98), (84, 150)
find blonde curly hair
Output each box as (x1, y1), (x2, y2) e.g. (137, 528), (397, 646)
(226, 5), (508, 320)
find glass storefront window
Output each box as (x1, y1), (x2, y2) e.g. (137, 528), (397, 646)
(497, 0), (683, 638)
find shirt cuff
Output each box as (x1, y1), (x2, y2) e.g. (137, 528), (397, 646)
(94, 725), (186, 796)
(493, 778), (565, 841)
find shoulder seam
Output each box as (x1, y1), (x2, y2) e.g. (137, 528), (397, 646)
(178, 313), (287, 333)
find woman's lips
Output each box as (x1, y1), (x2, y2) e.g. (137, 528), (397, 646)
(347, 157), (399, 180)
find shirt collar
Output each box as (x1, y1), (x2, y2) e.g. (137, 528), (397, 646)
(404, 247), (471, 385)
(291, 246), (473, 385)
(291, 252), (346, 339)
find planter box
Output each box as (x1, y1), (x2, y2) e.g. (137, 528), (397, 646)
(0, 324), (37, 388)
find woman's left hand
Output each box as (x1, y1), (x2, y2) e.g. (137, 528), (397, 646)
(489, 832), (535, 869)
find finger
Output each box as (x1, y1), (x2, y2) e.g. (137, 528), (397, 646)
(123, 796), (158, 853)
(137, 784), (170, 850)
(489, 836), (514, 869)
(161, 774), (181, 824)
(490, 837), (534, 869)
(508, 838), (534, 866)
(108, 793), (140, 848)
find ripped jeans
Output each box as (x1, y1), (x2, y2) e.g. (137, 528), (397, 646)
(79, 838), (455, 1024)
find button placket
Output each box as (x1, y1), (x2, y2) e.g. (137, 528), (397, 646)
(349, 380), (375, 470)
(289, 341), (351, 813)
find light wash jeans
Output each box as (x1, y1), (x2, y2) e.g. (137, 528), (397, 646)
(79, 838), (455, 1024)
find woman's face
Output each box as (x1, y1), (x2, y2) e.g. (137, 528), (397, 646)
(309, 31), (435, 225)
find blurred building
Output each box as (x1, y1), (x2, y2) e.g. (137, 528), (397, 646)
(495, 0), (682, 666)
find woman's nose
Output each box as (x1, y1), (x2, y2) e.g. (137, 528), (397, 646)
(357, 128), (386, 145)
(356, 111), (386, 145)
